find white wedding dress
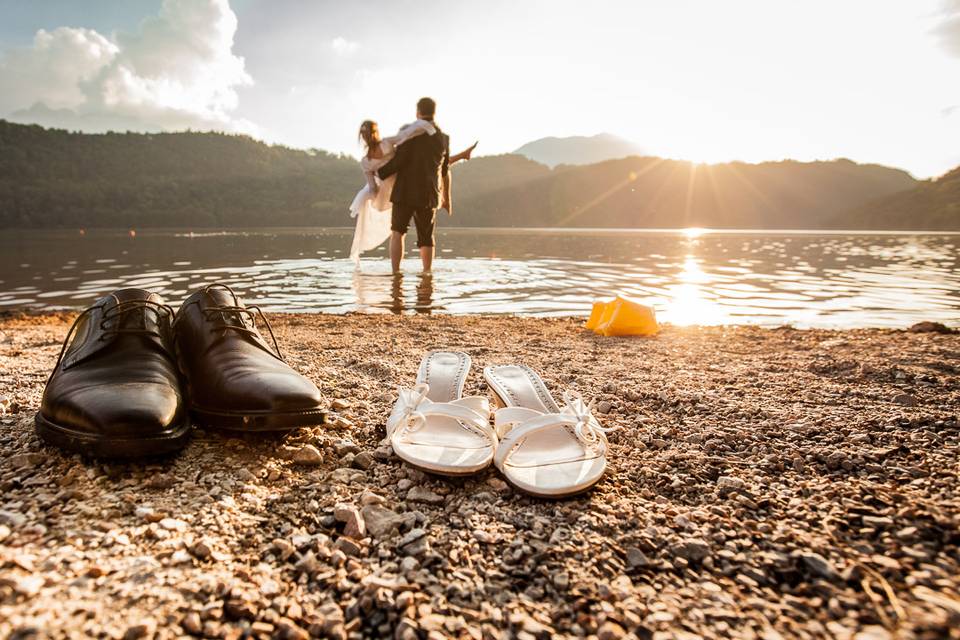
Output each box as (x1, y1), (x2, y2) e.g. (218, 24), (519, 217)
(348, 120), (436, 265)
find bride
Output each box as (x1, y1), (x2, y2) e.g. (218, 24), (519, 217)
(348, 119), (476, 265)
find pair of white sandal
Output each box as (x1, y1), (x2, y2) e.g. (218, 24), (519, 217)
(386, 352), (617, 498)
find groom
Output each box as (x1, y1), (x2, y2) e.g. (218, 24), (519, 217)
(378, 96), (451, 274)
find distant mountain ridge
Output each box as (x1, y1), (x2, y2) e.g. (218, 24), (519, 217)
(513, 133), (644, 167)
(1, 120), (946, 230)
(833, 166), (960, 230)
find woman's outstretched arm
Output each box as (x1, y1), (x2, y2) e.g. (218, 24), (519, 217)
(449, 141), (478, 165)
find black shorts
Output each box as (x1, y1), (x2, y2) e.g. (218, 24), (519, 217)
(391, 204), (436, 248)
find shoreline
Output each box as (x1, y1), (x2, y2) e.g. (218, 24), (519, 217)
(1, 313), (958, 638)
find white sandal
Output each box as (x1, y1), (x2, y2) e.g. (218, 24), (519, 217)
(386, 351), (494, 476)
(484, 364), (617, 497)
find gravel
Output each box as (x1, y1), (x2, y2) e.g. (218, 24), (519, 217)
(0, 311), (958, 638)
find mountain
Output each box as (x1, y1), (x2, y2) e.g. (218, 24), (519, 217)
(513, 133), (644, 167)
(0, 120), (927, 229)
(450, 155), (918, 229)
(833, 165), (960, 230)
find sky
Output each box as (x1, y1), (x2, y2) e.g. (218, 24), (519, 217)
(1, 0), (959, 178)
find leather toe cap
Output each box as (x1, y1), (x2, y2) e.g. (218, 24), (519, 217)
(41, 382), (183, 438)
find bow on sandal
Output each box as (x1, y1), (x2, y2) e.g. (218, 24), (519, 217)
(484, 364), (618, 497)
(386, 352), (494, 476)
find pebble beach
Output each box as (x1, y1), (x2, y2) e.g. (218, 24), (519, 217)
(0, 312), (958, 639)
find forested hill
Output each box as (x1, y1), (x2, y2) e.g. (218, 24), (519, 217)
(833, 166), (960, 230)
(0, 120), (928, 229)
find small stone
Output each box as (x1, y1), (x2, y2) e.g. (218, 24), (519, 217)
(123, 623), (154, 640)
(672, 539), (711, 562)
(473, 529), (495, 544)
(272, 538), (295, 561)
(330, 399), (351, 410)
(400, 556), (420, 572)
(181, 612), (202, 635)
(406, 486), (444, 505)
(189, 539), (213, 560)
(596, 400), (613, 414)
(626, 547), (650, 568)
(552, 571), (570, 589)
(352, 451), (375, 470)
(796, 551), (842, 582)
(260, 578), (281, 596)
(892, 393), (917, 407)
(334, 439), (360, 456)
(908, 321), (953, 334)
(361, 505), (403, 538)
(717, 476), (745, 493)
(330, 468), (364, 483)
(159, 517), (187, 532)
(9, 453), (45, 468)
(597, 621), (626, 640)
(294, 551), (319, 574)
(135, 506), (163, 523)
(14, 575), (44, 597)
(334, 536), (363, 557)
(292, 444), (324, 465)
(862, 515), (894, 528)
(0, 510), (27, 528)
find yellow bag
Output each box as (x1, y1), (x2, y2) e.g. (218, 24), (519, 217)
(588, 296), (659, 336)
(584, 299), (613, 330)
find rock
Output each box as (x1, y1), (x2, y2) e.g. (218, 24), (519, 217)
(294, 551), (319, 574)
(626, 547), (650, 568)
(854, 626), (893, 640)
(123, 623), (154, 640)
(292, 444), (324, 465)
(273, 538), (295, 561)
(224, 598), (258, 620)
(334, 439), (360, 456)
(717, 476), (745, 493)
(181, 612), (202, 635)
(14, 575), (44, 597)
(361, 505), (403, 538)
(892, 393), (917, 407)
(334, 536), (363, 557)
(597, 621), (626, 640)
(796, 551), (842, 582)
(596, 400), (613, 414)
(0, 510), (27, 528)
(189, 539), (213, 560)
(908, 321), (954, 334)
(9, 453), (45, 469)
(135, 506), (163, 523)
(330, 468), (365, 484)
(341, 508), (366, 539)
(406, 486), (444, 505)
(672, 539), (711, 562)
(159, 517), (187, 532)
(862, 515), (894, 528)
(352, 451), (375, 470)
(259, 578), (281, 597)
(330, 398), (351, 410)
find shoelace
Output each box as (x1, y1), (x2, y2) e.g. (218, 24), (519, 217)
(48, 298), (174, 383)
(200, 303), (283, 360)
(559, 390), (620, 448)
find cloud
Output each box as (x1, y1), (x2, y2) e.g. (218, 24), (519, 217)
(330, 36), (359, 57)
(933, 0), (960, 58)
(0, 0), (256, 134)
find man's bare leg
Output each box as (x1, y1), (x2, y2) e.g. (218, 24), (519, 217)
(390, 231), (404, 274)
(420, 245), (433, 273)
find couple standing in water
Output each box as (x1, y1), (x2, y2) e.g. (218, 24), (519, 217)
(349, 96), (476, 273)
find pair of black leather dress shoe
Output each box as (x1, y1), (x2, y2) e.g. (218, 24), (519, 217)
(35, 283), (325, 458)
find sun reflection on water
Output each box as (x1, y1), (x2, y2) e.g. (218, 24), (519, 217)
(661, 255), (729, 326)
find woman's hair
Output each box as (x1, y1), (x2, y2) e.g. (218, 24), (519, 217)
(358, 120), (380, 152)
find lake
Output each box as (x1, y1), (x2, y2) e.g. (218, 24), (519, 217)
(1, 228), (958, 328)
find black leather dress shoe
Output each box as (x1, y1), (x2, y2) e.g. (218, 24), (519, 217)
(173, 283), (325, 430)
(36, 289), (190, 457)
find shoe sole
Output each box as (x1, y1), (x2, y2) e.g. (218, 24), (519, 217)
(34, 412), (191, 459)
(189, 406), (326, 431)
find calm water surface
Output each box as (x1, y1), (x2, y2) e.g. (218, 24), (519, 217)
(1, 228), (958, 328)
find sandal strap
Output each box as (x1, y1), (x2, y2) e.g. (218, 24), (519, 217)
(493, 389), (618, 469)
(388, 384), (494, 443)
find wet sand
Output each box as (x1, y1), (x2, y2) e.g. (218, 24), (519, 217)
(1, 312), (958, 639)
